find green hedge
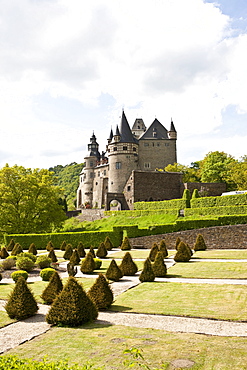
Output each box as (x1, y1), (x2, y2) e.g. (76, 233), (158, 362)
(4, 229), (123, 250)
(185, 205), (247, 217)
(104, 209), (179, 216)
(134, 199), (188, 210)
(191, 193), (247, 208)
(0, 355), (87, 369)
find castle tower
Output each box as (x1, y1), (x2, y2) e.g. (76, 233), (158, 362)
(107, 111), (139, 193)
(132, 118), (146, 139)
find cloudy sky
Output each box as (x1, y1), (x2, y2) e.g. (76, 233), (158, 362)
(0, 0), (247, 169)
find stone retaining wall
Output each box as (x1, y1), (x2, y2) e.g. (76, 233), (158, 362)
(129, 224), (247, 249)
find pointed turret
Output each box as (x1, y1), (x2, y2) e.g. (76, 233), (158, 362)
(168, 119), (177, 140)
(119, 111), (136, 143)
(107, 128), (113, 144)
(113, 125), (121, 142)
(88, 132), (100, 159)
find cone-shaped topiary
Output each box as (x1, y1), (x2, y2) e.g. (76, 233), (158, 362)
(182, 188), (191, 208)
(46, 277), (98, 326)
(11, 243), (23, 256)
(152, 251), (167, 277)
(104, 236), (114, 251)
(63, 244), (73, 260)
(194, 234), (207, 251)
(1, 246), (9, 259)
(77, 242), (85, 258)
(28, 243), (37, 255)
(80, 252), (95, 274)
(139, 258), (155, 282)
(48, 249), (58, 263)
(46, 241), (55, 251)
(148, 243), (159, 262)
(69, 249), (81, 265)
(192, 188), (200, 199)
(174, 241), (192, 262)
(87, 273), (113, 310)
(7, 239), (15, 251)
(105, 259), (123, 281)
(41, 271), (63, 304)
(119, 252), (138, 276)
(60, 241), (67, 251)
(159, 240), (168, 258)
(67, 262), (78, 277)
(175, 237), (181, 250)
(5, 276), (38, 320)
(89, 246), (96, 258)
(120, 236), (132, 250)
(96, 242), (108, 258)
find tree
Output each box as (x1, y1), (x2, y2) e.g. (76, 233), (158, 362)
(164, 162), (201, 182)
(228, 156), (247, 190)
(0, 165), (66, 234)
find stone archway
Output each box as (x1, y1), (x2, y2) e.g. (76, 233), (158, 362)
(105, 193), (129, 211)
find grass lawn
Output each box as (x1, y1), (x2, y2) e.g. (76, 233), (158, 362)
(110, 282), (247, 321)
(0, 311), (16, 328)
(168, 261), (247, 279)
(193, 249), (247, 259)
(109, 249), (175, 259)
(5, 323), (247, 369)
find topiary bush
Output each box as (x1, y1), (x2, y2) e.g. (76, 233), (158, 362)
(17, 252), (36, 263)
(0, 246), (9, 259)
(11, 243), (23, 256)
(0, 257), (16, 270)
(46, 277), (98, 326)
(60, 240), (67, 251)
(175, 237), (181, 250)
(174, 241), (192, 262)
(5, 276), (38, 319)
(16, 257), (35, 272)
(192, 188), (200, 199)
(119, 252), (138, 276)
(139, 258), (155, 282)
(148, 243), (159, 262)
(48, 249), (58, 263)
(36, 255), (52, 269)
(40, 268), (56, 281)
(7, 238), (15, 251)
(41, 270), (63, 304)
(87, 273), (113, 310)
(89, 246), (96, 258)
(194, 234), (207, 251)
(152, 251), (167, 277)
(80, 252), (95, 274)
(63, 244), (73, 260)
(96, 242), (108, 258)
(159, 239), (168, 258)
(104, 236), (114, 250)
(69, 249), (81, 265)
(28, 243), (37, 255)
(120, 236), (132, 250)
(46, 241), (55, 251)
(11, 270), (28, 283)
(67, 262), (78, 277)
(94, 258), (102, 269)
(77, 242), (85, 258)
(105, 259), (123, 281)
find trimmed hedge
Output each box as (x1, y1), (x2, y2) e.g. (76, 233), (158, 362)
(185, 205), (247, 217)
(134, 198), (188, 210)
(191, 193), (247, 209)
(104, 209), (179, 216)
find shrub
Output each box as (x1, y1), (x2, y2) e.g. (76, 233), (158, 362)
(159, 239), (168, 258)
(182, 189), (191, 208)
(5, 276), (38, 319)
(69, 249), (81, 265)
(174, 241), (192, 262)
(119, 252), (138, 276)
(63, 244), (73, 260)
(192, 189), (200, 199)
(0, 258), (16, 270)
(104, 236), (114, 250)
(36, 255), (52, 269)
(194, 234), (207, 251)
(41, 271), (63, 304)
(152, 251), (167, 277)
(0, 246), (9, 259)
(120, 236), (132, 250)
(148, 243), (159, 262)
(96, 242), (108, 258)
(77, 242), (85, 258)
(175, 237), (181, 250)
(46, 277), (98, 326)
(11, 270), (28, 282)
(60, 240), (67, 251)
(46, 241), (54, 251)
(17, 252), (36, 262)
(40, 268), (56, 281)
(94, 258), (102, 269)
(88, 273), (114, 310)
(48, 249), (58, 263)
(7, 238), (15, 251)
(28, 243), (37, 255)
(67, 263), (78, 277)
(105, 259), (123, 281)
(89, 245), (96, 258)
(16, 257), (35, 272)
(11, 243), (23, 256)
(80, 252), (95, 274)
(0, 273), (1, 281)
(139, 258), (155, 282)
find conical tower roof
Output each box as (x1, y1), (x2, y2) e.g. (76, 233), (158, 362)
(119, 111), (137, 143)
(170, 119), (176, 132)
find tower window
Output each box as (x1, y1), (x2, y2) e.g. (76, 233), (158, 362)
(104, 170), (106, 176)
(144, 162), (150, 169)
(90, 172), (94, 178)
(113, 147), (117, 151)
(98, 171), (100, 177)
(127, 185), (131, 191)
(90, 161), (93, 167)
(115, 162), (122, 169)
(144, 142), (149, 147)
(123, 146), (127, 150)
(133, 147), (136, 152)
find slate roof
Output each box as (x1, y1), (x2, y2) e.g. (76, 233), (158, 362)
(139, 118), (169, 140)
(119, 111), (137, 143)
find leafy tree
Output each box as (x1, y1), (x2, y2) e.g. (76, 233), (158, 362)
(0, 164), (66, 234)
(164, 162), (201, 182)
(228, 156), (247, 190)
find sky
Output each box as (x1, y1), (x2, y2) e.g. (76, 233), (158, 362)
(0, 0), (247, 169)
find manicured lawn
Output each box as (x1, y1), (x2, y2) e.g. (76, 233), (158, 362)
(0, 311), (16, 328)
(193, 249), (247, 259)
(168, 261), (247, 279)
(110, 282), (247, 321)
(108, 249), (176, 259)
(6, 323), (247, 369)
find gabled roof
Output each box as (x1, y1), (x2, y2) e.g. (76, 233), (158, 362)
(139, 118), (169, 140)
(119, 111), (137, 143)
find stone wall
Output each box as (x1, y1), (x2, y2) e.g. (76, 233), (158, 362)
(130, 224), (247, 249)
(184, 182), (227, 196)
(77, 209), (105, 222)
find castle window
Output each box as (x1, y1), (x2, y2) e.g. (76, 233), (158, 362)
(133, 147), (136, 152)
(165, 143), (170, 147)
(144, 142), (149, 147)
(144, 162), (150, 169)
(90, 172), (94, 178)
(104, 170), (106, 176)
(123, 146), (127, 150)
(127, 185), (131, 191)
(95, 182), (98, 185)
(115, 162), (122, 169)
(98, 171), (100, 177)
(157, 143), (160, 147)
(90, 161), (94, 167)
(113, 147), (117, 151)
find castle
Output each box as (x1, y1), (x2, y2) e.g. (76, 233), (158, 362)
(77, 111), (185, 210)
